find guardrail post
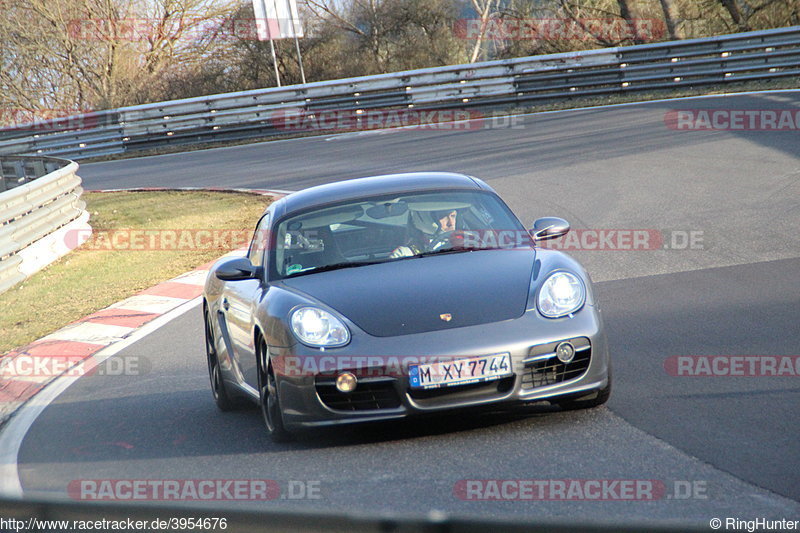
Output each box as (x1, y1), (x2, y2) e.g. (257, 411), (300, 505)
(13, 161), (25, 185)
(32, 160), (46, 180)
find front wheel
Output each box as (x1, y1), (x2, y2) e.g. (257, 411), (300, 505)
(205, 308), (242, 411)
(257, 338), (291, 442)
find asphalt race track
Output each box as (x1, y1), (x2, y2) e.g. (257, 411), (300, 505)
(12, 91), (800, 525)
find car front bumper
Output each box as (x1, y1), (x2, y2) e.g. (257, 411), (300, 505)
(271, 304), (610, 430)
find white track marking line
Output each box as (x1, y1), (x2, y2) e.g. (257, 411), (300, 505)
(107, 294), (189, 314)
(39, 322), (135, 345)
(169, 270), (209, 286)
(0, 297), (202, 499)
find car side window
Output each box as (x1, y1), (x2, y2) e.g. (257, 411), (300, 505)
(248, 213), (270, 268)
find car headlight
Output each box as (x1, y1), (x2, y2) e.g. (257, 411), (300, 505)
(291, 307), (350, 347)
(537, 271), (586, 318)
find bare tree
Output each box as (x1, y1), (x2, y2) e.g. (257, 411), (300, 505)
(658, 0), (679, 40)
(614, 0), (645, 44)
(718, 0), (751, 31)
(3, 0), (797, 121)
(0, 0), (238, 120)
(467, 0), (500, 63)
(303, 0), (464, 73)
(304, 0), (393, 72)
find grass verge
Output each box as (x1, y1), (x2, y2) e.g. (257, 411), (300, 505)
(0, 191), (271, 354)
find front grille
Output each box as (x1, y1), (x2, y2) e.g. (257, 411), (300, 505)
(315, 377), (401, 411)
(521, 338), (591, 391)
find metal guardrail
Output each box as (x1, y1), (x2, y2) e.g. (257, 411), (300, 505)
(0, 157), (66, 192)
(0, 156), (88, 294)
(0, 26), (798, 160)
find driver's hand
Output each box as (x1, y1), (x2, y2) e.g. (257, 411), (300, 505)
(390, 246), (415, 258)
(428, 233), (454, 252)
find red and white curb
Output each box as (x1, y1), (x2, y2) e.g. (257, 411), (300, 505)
(0, 249), (242, 423)
(0, 187), (291, 498)
(0, 293), (219, 498)
(0, 187), (289, 425)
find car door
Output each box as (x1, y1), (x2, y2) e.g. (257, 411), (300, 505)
(220, 213), (270, 390)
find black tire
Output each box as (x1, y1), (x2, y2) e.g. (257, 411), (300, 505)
(205, 307), (241, 411)
(558, 364), (612, 411)
(257, 337), (292, 442)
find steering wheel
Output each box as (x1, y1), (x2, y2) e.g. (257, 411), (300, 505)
(427, 230), (467, 252)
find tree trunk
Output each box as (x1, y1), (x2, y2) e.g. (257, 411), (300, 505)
(469, 0), (496, 64)
(658, 0), (679, 40)
(616, 0), (643, 45)
(719, 0), (751, 31)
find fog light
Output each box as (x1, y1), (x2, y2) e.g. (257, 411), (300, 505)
(556, 342), (575, 363)
(335, 372), (358, 393)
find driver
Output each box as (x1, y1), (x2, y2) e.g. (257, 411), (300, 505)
(435, 209), (457, 233)
(390, 209), (457, 258)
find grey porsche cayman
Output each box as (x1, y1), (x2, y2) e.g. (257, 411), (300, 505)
(203, 172), (610, 441)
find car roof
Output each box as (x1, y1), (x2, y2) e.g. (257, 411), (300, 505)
(269, 172), (488, 219)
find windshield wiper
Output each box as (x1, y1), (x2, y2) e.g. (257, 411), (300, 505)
(284, 260), (384, 278)
(412, 244), (522, 259)
(414, 247), (475, 258)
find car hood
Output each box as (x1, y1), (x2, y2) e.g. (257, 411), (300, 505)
(280, 249), (535, 337)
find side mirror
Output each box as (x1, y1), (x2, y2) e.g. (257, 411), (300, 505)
(531, 217), (570, 242)
(216, 257), (261, 281)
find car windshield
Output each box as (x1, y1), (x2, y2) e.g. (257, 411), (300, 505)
(271, 190), (529, 279)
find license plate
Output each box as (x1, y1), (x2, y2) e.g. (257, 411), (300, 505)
(409, 353), (512, 390)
